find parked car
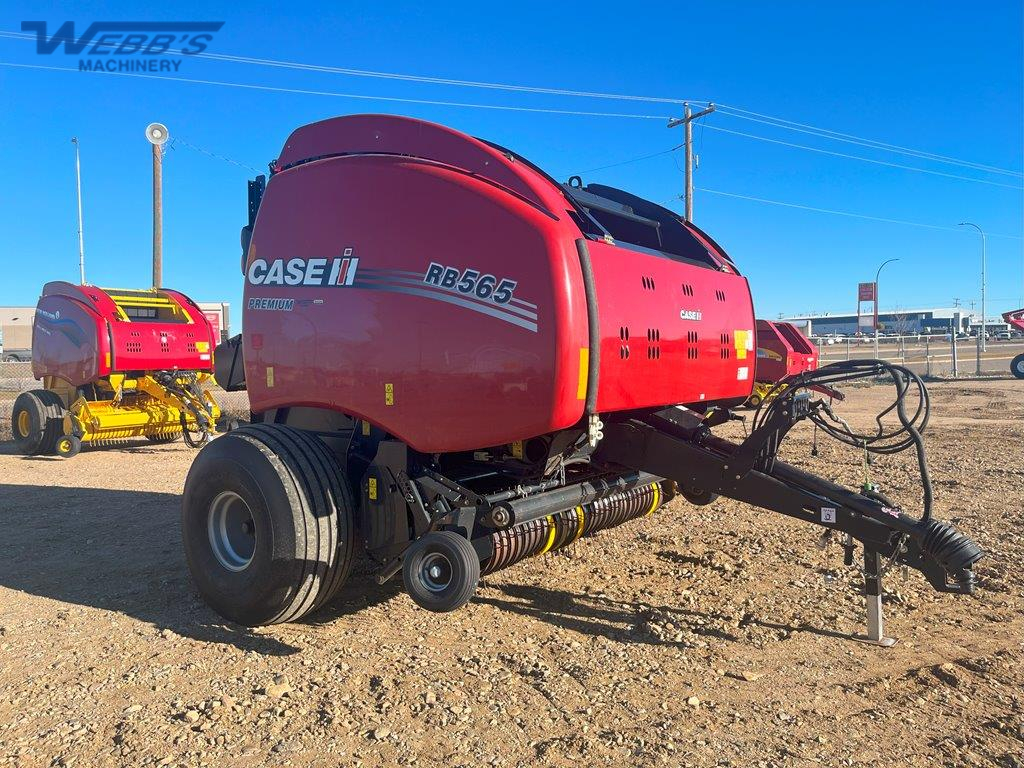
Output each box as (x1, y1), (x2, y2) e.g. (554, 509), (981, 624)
(1, 347), (31, 362)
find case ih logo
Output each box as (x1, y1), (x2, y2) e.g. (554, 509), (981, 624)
(247, 253), (360, 287)
(21, 21), (223, 72)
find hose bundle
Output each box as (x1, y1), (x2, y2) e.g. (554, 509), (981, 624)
(750, 360), (933, 521)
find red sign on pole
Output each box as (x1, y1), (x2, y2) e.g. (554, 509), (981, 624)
(203, 310), (221, 340)
(858, 282), (877, 301)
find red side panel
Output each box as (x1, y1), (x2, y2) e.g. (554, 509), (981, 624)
(32, 282), (217, 382)
(277, 115), (567, 217)
(244, 155), (589, 453)
(588, 240), (756, 409)
(32, 291), (110, 386)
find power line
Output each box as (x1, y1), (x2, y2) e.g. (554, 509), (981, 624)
(0, 61), (670, 120)
(0, 30), (706, 106)
(691, 187), (1023, 240)
(701, 124), (1024, 190)
(576, 144), (682, 174)
(169, 137), (263, 174)
(2, 28), (1018, 179)
(716, 103), (1022, 178)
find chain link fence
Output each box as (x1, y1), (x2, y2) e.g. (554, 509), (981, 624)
(0, 361), (250, 441)
(813, 336), (1024, 378)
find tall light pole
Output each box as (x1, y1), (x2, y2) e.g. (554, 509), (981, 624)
(959, 223), (986, 365)
(145, 122), (169, 289)
(71, 137), (85, 284)
(873, 258), (899, 359)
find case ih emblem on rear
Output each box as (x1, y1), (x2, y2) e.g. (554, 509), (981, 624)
(247, 251), (359, 287)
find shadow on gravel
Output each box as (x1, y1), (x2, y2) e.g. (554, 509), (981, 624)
(478, 583), (739, 647)
(0, 482), (299, 655)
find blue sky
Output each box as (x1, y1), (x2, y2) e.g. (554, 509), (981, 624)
(1, 0), (1021, 329)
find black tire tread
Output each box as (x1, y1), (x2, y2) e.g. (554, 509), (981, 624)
(403, 531), (480, 613)
(227, 424), (353, 624)
(1012, 353), (1024, 380)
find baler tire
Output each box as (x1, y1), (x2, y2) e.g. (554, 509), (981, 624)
(680, 486), (719, 506)
(11, 390), (66, 455)
(181, 423), (355, 627)
(55, 434), (81, 458)
(1012, 353), (1024, 380)
(402, 531), (480, 613)
(146, 432), (182, 444)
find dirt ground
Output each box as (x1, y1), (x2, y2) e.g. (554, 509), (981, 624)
(0, 378), (1021, 768)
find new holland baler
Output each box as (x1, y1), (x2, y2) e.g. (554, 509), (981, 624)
(12, 283), (220, 457)
(182, 115), (982, 643)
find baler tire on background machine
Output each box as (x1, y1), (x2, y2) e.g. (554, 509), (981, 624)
(11, 390), (66, 456)
(55, 434), (82, 458)
(402, 531), (480, 613)
(181, 424), (355, 626)
(1012, 353), (1024, 380)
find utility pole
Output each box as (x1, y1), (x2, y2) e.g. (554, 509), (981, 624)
(146, 122), (169, 289)
(71, 137), (86, 284)
(668, 102), (716, 221)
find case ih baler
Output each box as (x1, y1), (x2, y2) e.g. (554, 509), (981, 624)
(183, 115), (982, 643)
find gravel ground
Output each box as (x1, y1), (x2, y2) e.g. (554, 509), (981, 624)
(0, 378), (1021, 768)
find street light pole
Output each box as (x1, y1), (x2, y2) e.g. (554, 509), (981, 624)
(959, 222), (986, 375)
(873, 258), (899, 359)
(71, 137), (85, 284)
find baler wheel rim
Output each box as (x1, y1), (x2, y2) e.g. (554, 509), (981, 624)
(402, 531), (480, 613)
(55, 434), (81, 458)
(1012, 353), (1024, 380)
(207, 490), (257, 572)
(16, 410), (30, 438)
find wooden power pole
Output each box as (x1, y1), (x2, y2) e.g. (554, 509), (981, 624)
(668, 102), (716, 222)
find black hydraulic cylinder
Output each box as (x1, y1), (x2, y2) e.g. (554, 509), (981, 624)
(484, 471), (661, 528)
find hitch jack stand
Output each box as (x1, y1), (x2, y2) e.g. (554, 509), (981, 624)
(856, 548), (896, 647)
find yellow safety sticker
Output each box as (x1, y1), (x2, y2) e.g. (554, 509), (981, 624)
(362, 420), (371, 436)
(266, 366), (275, 388)
(368, 477), (378, 500)
(577, 347), (589, 400)
(196, 341), (209, 353)
(104, 352), (111, 369)
(510, 440), (524, 459)
(734, 329), (750, 360)
(384, 383), (394, 406)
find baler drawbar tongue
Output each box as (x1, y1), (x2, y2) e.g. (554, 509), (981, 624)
(596, 359), (983, 645)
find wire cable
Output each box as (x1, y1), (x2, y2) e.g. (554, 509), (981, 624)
(693, 187), (1024, 240)
(702, 124), (1024, 190)
(0, 61), (671, 120)
(716, 103), (1022, 178)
